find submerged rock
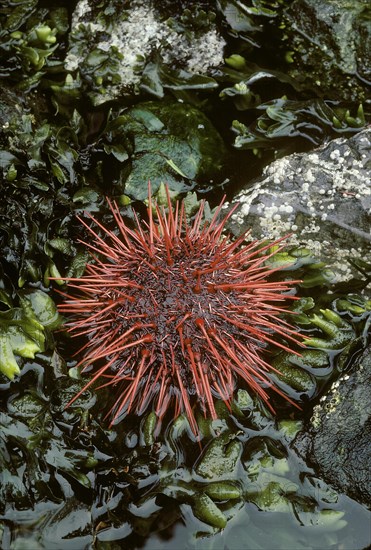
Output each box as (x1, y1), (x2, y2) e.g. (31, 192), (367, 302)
(284, 0), (370, 101)
(293, 345), (371, 507)
(228, 128), (371, 282)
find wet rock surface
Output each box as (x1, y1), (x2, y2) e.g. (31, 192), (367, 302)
(293, 345), (371, 507)
(228, 128), (371, 282)
(284, 0), (370, 101)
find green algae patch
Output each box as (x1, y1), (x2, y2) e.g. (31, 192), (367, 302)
(195, 433), (243, 480)
(193, 493), (228, 529)
(104, 101), (226, 201)
(0, 310), (44, 380)
(0, 289), (61, 380)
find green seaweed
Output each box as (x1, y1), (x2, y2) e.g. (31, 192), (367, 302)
(0, 288), (61, 379)
(0, 1), (68, 90)
(232, 98), (366, 152)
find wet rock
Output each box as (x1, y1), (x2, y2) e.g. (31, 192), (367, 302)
(227, 128), (371, 282)
(0, 88), (24, 130)
(284, 0), (370, 101)
(293, 345), (371, 507)
(0, 87), (48, 139)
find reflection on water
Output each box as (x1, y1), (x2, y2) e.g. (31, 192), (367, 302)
(143, 496), (371, 550)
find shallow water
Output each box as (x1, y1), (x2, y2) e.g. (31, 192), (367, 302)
(144, 497), (371, 550)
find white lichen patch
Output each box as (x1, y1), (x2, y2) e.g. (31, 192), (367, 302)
(72, 0), (91, 24)
(310, 369), (368, 431)
(311, 377), (344, 429)
(67, 0), (226, 94)
(228, 132), (371, 282)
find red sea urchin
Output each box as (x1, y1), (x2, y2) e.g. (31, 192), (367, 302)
(56, 185), (302, 434)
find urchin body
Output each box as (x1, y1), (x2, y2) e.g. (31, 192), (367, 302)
(58, 187), (301, 433)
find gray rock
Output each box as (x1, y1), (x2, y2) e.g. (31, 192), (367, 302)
(293, 345), (371, 507)
(284, 0), (370, 101)
(66, 0), (225, 103)
(227, 128), (371, 282)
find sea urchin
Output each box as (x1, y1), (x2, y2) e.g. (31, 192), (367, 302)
(56, 185), (302, 433)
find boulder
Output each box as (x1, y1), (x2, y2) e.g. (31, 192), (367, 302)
(227, 128), (371, 282)
(284, 0), (370, 101)
(293, 346), (371, 506)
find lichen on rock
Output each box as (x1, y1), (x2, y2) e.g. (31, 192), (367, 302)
(227, 128), (371, 282)
(66, 0), (225, 103)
